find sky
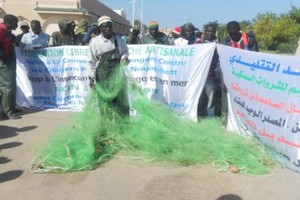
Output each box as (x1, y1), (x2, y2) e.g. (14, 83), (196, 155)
(99, 0), (300, 30)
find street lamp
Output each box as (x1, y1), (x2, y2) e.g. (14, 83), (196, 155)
(129, 0), (136, 27)
(140, 0), (143, 34)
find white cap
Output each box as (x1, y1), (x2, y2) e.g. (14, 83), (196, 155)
(18, 21), (29, 28)
(98, 15), (113, 26)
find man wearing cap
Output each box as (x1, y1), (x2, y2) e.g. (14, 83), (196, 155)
(140, 21), (170, 45)
(15, 21), (30, 47)
(19, 20), (50, 49)
(169, 26), (182, 45)
(88, 15), (129, 115)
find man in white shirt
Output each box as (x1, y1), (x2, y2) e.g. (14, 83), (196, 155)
(88, 15), (129, 115)
(20, 20), (50, 49)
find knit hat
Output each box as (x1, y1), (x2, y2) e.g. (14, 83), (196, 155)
(98, 15), (113, 27)
(18, 21), (29, 28)
(172, 26), (182, 35)
(148, 21), (159, 29)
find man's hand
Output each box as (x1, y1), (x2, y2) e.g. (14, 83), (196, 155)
(89, 77), (95, 88)
(121, 57), (129, 65)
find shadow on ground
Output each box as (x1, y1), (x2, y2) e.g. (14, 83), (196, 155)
(0, 170), (24, 183)
(0, 125), (37, 139)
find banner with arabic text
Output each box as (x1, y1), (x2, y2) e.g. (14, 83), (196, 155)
(218, 44), (300, 173)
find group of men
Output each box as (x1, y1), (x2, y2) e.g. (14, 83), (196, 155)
(0, 13), (258, 120)
(0, 15), (102, 120)
(125, 20), (259, 120)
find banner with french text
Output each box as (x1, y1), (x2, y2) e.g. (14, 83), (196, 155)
(218, 44), (300, 173)
(16, 46), (90, 111)
(127, 43), (216, 120)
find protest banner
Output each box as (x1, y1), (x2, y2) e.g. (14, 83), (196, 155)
(127, 43), (216, 120)
(16, 43), (216, 120)
(15, 44), (300, 173)
(218, 44), (300, 173)
(16, 46), (90, 111)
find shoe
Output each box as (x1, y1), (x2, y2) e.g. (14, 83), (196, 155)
(8, 114), (21, 119)
(15, 108), (23, 113)
(2, 114), (22, 119)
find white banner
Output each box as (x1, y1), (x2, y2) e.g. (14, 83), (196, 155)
(218, 44), (300, 172)
(16, 46), (90, 111)
(127, 43), (216, 120)
(15, 44), (300, 173)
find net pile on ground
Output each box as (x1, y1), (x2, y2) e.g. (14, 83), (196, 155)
(31, 65), (274, 175)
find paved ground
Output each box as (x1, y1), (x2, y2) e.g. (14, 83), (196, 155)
(1, 108), (300, 200)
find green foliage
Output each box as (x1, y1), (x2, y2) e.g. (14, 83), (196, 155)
(272, 15), (300, 53)
(239, 20), (252, 31)
(253, 13), (277, 50)
(249, 8), (300, 53)
(216, 23), (227, 41)
(288, 5), (300, 24)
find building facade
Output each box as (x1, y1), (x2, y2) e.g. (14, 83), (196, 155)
(0, 0), (131, 35)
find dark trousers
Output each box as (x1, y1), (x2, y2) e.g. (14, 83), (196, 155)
(0, 60), (17, 117)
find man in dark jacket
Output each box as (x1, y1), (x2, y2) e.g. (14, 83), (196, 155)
(140, 21), (170, 45)
(197, 22), (222, 118)
(221, 21), (259, 51)
(127, 25), (141, 44)
(48, 19), (76, 46)
(0, 14), (20, 119)
(220, 21), (259, 123)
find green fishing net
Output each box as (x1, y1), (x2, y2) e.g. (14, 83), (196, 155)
(31, 64), (274, 175)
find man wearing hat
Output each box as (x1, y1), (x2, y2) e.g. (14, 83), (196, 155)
(88, 15), (129, 115)
(169, 26), (182, 45)
(15, 21), (30, 47)
(174, 23), (200, 45)
(20, 20), (50, 49)
(140, 21), (170, 45)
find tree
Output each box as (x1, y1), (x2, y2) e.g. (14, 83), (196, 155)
(239, 20), (252, 31)
(288, 5), (300, 24)
(272, 15), (300, 52)
(253, 13), (277, 50)
(216, 23), (227, 41)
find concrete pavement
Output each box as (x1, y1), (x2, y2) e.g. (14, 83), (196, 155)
(1, 108), (300, 200)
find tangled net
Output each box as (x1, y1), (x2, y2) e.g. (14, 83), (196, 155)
(31, 64), (274, 175)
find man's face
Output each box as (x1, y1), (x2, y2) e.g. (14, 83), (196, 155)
(100, 22), (113, 39)
(9, 20), (18, 31)
(149, 27), (159, 38)
(205, 26), (216, 41)
(31, 24), (42, 35)
(228, 27), (241, 42)
(183, 26), (194, 39)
